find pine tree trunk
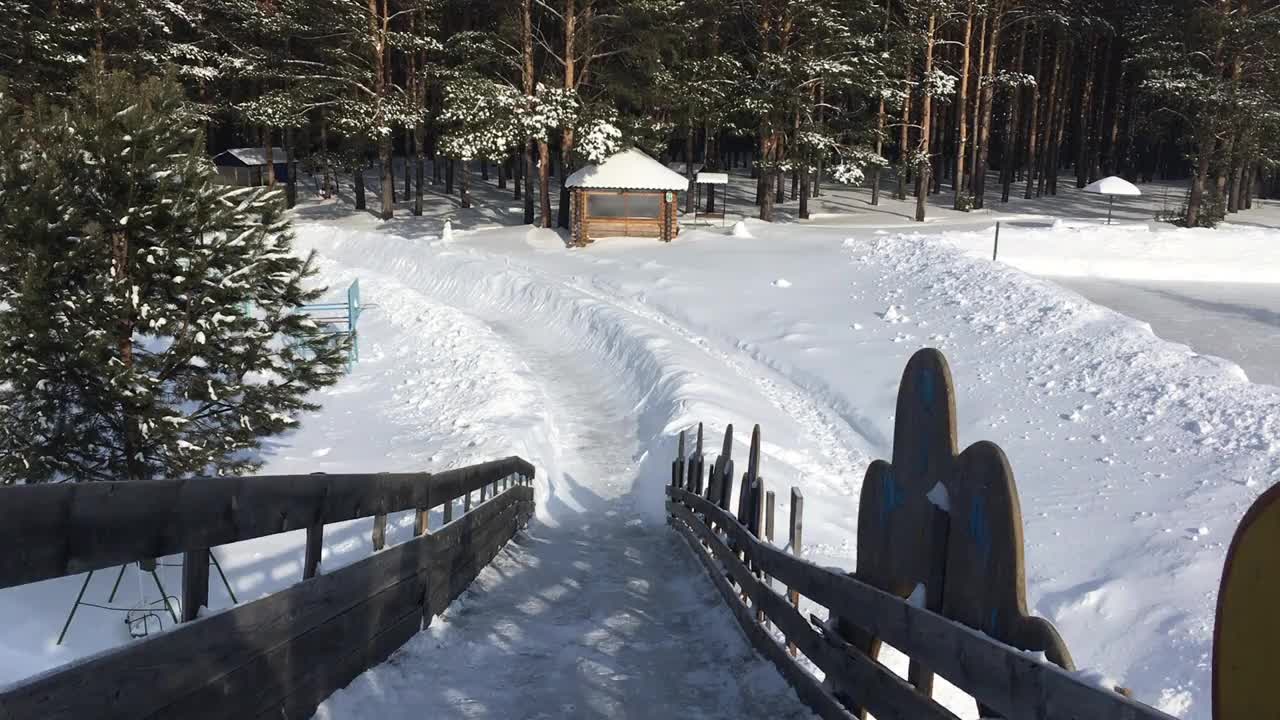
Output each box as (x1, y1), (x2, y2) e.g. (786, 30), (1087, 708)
(538, 141), (552, 228)
(871, 96), (885, 206)
(264, 128), (276, 188)
(1023, 27), (1045, 199)
(871, 0), (891, 206)
(685, 125), (696, 213)
(379, 137), (393, 220)
(521, 0), (536, 224)
(915, 14), (936, 221)
(413, 124), (425, 216)
(897, 92), (911, 200)
(1074, 36), (1097, 189)
(285, 126), (297, 208)
(973, 2), (1002, 208)
(1038, 40), (1065, 196)
(1047, 47), (1073, 195)
(755, 134), (766, 205)
(446, 158), (454, 194)
(1090, 39), (1115, 183)
(1106, 73), (1126, 177)
(498, 158), (508, 189)
(461, 159), (471, 209)
(1187, 124), (1215, 227)
(354, 165), (367, 210)
(759, 135), (776, 222)
(954, 1), (975, 208)
(320, 116), (333, 198)
(523, 144), (535, 223)
(799, 163), (810, 219)
(404, 135), (413, 200)
(775, 132), (785, 205)
(1243, 160), (1256, 208)
(968, 12), (988, 197)
(481, 160), (489, 181)
(813, 84), (823, 197)
(1228, 149), (1245, 212)
(1001, 26), (1027, 203)
(370, 0), (392, 219)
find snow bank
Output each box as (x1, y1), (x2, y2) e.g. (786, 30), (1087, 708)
(940, 220), (1280, 283)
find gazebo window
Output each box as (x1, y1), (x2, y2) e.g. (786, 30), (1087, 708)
(587, 191), (662, 219)
(588, 193), (629, 217)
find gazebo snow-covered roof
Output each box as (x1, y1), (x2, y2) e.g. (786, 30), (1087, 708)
(566, 148), (689, 192)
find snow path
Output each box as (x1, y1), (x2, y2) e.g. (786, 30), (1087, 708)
(305, 237), (819, 719)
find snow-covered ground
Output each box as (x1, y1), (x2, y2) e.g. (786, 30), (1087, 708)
(3, 165), (1278, 720)
(295, 196), (1277, 718)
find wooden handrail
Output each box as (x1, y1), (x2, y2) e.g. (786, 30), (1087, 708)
(668, 486), (1177, 720)
(0, 456), (535, 589)
(1, 484), (535, 720)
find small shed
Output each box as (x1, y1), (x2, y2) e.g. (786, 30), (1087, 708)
(565, 148), (689, 245)
(212, 147), (289, 187)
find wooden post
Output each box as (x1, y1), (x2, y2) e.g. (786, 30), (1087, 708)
(673, 430), (686, 489)
(692, 423), (705, 494)
(372, 513), (387, 551)
(415, 506), (429, 535)
(480, 482), (487, 503)
(753, 477), (766, 623)
(304, 472), (326, 580)
(465, 489), (472, 514)
(442, 496), (453, 524)
(304, 521), (323, 580)
(765, 491), (776, 543)
(787, 486), (804, 656)
(180, 549), (210, 623)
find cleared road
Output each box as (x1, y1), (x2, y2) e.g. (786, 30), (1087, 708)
(1056, 278), (1280, 388)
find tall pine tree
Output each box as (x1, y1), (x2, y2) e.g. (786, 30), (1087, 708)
(0, 73), (348, 484)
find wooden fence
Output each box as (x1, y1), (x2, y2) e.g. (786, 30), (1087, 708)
(667, 348), (1177, 720)
(0, 456), (535, 720)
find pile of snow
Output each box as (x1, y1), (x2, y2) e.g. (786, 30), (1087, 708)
(731, 220), (753, 238)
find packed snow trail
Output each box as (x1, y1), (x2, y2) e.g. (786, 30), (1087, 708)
(305, 243), (819, 719)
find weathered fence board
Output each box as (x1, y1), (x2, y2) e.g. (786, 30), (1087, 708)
(0, 457), (534, 589)
(0, 479), (533, 720)
(669, 502), (956, 720)
(668, 507), (855, 720)
(669, 486), (1175, 720)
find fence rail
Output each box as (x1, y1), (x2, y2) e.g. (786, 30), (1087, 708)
(666, 348), (1177, 720)
(0, 457), (535, 720)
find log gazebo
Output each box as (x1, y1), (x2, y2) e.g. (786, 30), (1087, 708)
(565, 148), (689, 245)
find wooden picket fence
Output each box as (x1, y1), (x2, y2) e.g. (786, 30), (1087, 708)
(666, 348), (1177, 720)
(0, 457), (535, 720)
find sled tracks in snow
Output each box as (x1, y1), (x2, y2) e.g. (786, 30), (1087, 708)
(668, 348), (1270, 720)
(0, 458), (534, 720)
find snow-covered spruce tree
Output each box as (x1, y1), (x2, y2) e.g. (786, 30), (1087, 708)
(0, 73), (348, 484)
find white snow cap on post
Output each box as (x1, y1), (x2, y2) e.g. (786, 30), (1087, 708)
(1083, 176), (1141, 196)
(566, 148), (690, 191)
